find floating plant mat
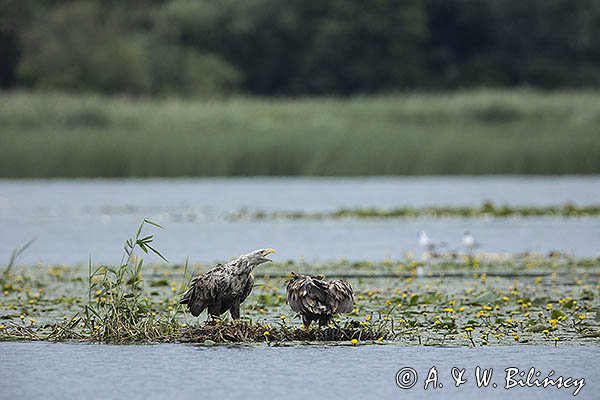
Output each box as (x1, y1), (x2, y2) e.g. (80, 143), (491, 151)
(0, 256), (598, 346)
(79, 202), (600, 222)
(227, 202), (600, 220)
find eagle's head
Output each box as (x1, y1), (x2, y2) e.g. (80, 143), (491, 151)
(245, 248), (276, 266)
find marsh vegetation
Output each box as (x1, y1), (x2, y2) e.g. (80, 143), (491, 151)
(1, 90), (600, 177)
(1, 240), (598, 346)
(228, 202), (600, 220)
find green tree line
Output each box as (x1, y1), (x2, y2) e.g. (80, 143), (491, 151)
(1, 0), (599, 96)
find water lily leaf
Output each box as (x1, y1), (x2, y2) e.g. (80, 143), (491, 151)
(580, 290), (594, 300)
(563, 299), (576, 308)
(532, 297), (550, 305)
(528, 323), (547, 332)
(583, 331), (600, 338)
(470, 291), (497, 305)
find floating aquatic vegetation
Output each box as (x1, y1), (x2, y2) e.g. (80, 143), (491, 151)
(227, 202), (600, 221)
(1, 255), (598, 346)
(177, 317), (392, 345)
(1, 220), (598, 345)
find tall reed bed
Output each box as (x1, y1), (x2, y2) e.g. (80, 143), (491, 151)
(1, 90), (599, 177)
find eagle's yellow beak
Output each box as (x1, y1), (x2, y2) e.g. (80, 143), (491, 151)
(263, 248), (275, 261)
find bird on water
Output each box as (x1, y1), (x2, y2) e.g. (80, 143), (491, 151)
(463, 231), (481, 251)
(286, 272), (355, 328)
(418, 230), (446, 259)
(180, 248), (275, 320)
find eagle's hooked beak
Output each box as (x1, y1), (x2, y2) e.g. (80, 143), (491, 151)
(262, 248), (275, 262)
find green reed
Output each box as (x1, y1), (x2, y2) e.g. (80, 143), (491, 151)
(77, 219), (181, 343)
(1, 89), (599, 177)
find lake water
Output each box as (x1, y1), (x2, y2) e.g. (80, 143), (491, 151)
(0, 342), (597, 400)
(1, 178), (599, 399)
(1, 177), (599, 265)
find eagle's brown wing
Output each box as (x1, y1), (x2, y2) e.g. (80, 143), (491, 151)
(328, 279), (355, 313)
(286, 274), (332, 317)
(239, 273), (255, 304)
(180, 263), (228, 316)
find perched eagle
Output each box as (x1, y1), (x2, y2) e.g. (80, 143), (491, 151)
(286, 272), (355, 327)
(180, 248), (275, 320)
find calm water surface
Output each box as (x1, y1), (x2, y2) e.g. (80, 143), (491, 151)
(1, 178), (599, 400)
(0, 342), (597, 400)
(1, 177), (599, 264)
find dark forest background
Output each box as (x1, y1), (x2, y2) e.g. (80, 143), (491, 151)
(2, 0), (599, 97)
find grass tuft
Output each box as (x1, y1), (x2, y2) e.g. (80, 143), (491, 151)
(75, 219), (181, 343)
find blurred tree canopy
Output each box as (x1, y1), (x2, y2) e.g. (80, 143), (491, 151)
(1, 0), (599, 96)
